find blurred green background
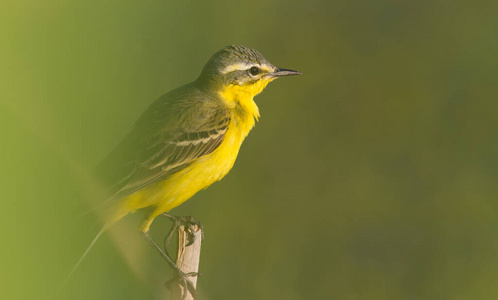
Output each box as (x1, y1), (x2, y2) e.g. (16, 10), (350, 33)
(2, 0), (498, 299)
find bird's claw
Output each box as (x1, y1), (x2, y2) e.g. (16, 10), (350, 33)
(162, 213), (204, 246)
(183, 217), (204, 246)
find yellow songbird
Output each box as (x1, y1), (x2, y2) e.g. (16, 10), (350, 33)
(69, 45), (300, 295)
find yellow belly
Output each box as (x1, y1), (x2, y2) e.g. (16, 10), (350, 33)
(108, 112), (255, 232)
(153, 124), (247, 213)
(108, 85), (262, 232)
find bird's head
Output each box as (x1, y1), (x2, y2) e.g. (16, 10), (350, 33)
(198, 45), (301, 99)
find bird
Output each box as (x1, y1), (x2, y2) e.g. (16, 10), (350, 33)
(69, 45), (301, 296)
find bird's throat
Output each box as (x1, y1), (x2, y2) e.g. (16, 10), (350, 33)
(219, 83), (263, 123)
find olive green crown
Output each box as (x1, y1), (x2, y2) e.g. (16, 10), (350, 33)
(200, 45), (271, 78)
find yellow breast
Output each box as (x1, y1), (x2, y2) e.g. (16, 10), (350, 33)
(155, 85), (261, 208)
(113, 84), (263, 231)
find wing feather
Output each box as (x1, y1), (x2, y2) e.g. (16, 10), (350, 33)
(95, 84), (231, 202)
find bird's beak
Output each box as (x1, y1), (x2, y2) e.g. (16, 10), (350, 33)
(268, 68), (302, 78)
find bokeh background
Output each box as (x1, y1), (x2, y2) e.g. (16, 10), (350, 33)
(2, 0), (497, 299)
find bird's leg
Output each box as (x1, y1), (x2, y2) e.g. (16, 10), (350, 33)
(162, 213), (204, 248)
(142, 231), (198, 300)
(161, 213), (204, 278)
(162, 215), (180, 253)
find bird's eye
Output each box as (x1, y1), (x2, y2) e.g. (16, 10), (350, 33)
(249, 66), (260, 76)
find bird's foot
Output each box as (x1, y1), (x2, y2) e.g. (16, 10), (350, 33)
(162, 213), (204, 247)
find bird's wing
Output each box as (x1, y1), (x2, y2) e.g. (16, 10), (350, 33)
(96, 86), (231, 202)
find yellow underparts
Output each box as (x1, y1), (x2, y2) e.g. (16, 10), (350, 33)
(108, 79), (271, 233)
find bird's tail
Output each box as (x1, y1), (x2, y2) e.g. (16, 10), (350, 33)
(62, 225), (107, 286)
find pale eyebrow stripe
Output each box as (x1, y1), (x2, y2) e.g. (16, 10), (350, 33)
(221, 63), (254, 74)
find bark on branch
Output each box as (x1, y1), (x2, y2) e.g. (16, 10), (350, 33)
(170, 225), (202, 300)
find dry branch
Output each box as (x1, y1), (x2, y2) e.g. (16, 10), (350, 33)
(170, 225), (202, 300)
